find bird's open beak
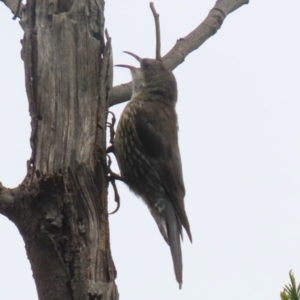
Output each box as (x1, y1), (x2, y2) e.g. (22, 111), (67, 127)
(114, 64), (135, 69)
(123, 51), (141, 62)
(115, 51), (141, 68)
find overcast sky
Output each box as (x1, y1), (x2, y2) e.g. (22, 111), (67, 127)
(1, 1), (300, 299)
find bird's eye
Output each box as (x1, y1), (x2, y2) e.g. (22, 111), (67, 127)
(142, 59), (151, 69)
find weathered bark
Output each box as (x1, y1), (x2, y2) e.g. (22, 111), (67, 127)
(1, 0), (117, 299)
(0, 0), (250, 298)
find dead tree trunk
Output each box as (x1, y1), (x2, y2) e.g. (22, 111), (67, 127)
(0, 0), (249, 298)
(0, 0), (117, 299)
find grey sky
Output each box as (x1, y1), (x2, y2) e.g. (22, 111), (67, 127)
(1, 1), (300, 299)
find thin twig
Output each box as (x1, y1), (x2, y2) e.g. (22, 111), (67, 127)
(150, 2), (161, 60)
(110, 0), (249, 107)
(105, 28), (110, 41)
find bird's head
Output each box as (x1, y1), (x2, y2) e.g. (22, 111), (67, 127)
(116, 51), (177, 104)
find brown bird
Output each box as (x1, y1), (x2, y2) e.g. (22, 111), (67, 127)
(114, 52), (192, 288)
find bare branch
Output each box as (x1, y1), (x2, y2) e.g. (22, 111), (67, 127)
(110, 81), (133, 107)
(150, 2), (161, 60)
(1, 0), (24, 19)
(163, 0), (249, 70)
(0, 182), (16, 217)
(109, 0), (249, 107)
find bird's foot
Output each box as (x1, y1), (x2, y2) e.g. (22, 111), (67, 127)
(106, 154), (126, 214)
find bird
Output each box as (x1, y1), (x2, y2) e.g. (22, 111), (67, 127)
(114, 52), (192, 288)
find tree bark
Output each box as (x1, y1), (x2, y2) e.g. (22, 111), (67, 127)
(0, 0), (249, 299)
(1, 0), (117, 299)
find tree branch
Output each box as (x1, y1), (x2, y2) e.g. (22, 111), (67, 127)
(109, 0), (249, 107)
(0, 182), (16, 217)
(1, 0), (24, 19)
(150, 2), (161, 60)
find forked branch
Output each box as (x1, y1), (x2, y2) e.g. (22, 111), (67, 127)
(110, 0), (249, 107)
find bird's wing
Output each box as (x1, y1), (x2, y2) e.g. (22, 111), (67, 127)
(134, 101), (192, 242)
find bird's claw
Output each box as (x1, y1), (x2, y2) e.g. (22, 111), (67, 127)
(106, 154), (125, 214)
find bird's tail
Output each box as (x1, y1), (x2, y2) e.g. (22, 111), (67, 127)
(150, 199), (183, 288)
(165, 200), (183, 289)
